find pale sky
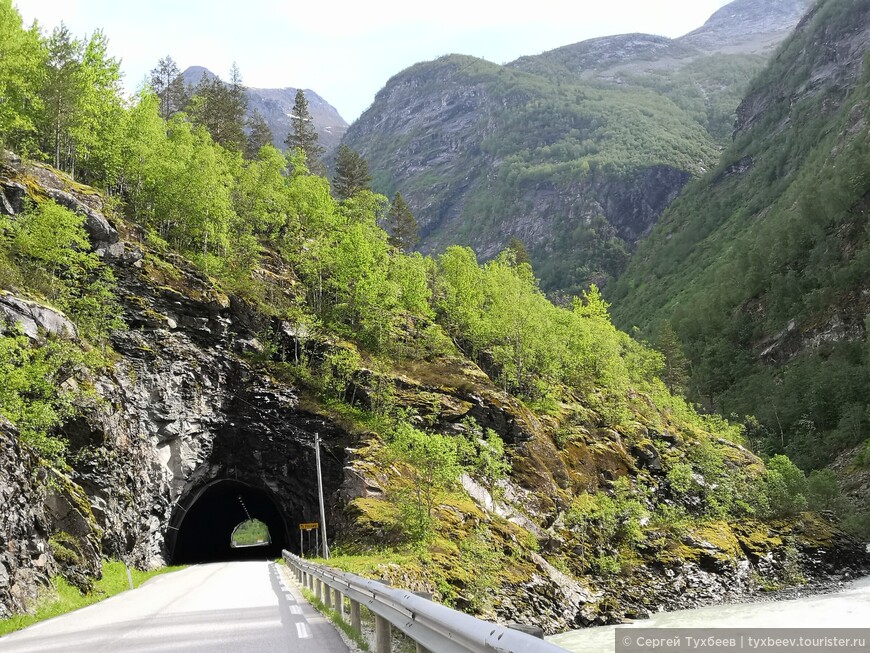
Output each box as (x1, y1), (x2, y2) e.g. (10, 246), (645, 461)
(18, 0), (732, 122)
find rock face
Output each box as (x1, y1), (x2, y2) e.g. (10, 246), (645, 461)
(734, 1), (870, 135)
(341, 0), (811, 295)
(181, 66), (348, 154)
(0, 420), (54, 618)
(682, 0), (813, 50)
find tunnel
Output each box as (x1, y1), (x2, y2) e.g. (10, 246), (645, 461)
(171, 480), (291, 563)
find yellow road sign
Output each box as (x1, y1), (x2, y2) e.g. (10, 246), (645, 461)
(299, 522), (319, 530)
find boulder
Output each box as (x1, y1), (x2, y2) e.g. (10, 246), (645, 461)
(0, 293), (78, 340)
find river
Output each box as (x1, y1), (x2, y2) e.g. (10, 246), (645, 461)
(547, 576), (870, 653)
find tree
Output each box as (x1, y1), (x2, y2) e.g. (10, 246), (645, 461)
(0, 0), (46, 153)
(39, 23), (84, 172)
(504, 236), (530, 266)
(656, 322), (689, 392)
(187, 66), (247, 152)
(332, 144), (371, 200)
(245, 108), (273, 159)
(384, 423), (461, 542)
(284, 89), (323, 174)
(386, 192), (418, 252)
(149, 55), (188, 119)
(72, 30), (125, 186)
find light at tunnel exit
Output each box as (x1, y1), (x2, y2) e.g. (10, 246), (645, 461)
(172, 480), (288, 563)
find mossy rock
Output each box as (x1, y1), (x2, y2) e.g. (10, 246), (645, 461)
(658, 521), (742, 571)
(733, 521), (783, 560)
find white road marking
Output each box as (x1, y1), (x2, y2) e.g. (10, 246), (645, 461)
(296, 622), (312, 639)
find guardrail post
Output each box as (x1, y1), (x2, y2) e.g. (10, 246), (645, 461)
(315, 578), (322, 601)
(333, 589), (343, 617)
(350, 598), (361, 632)
(375, 615), (391, 653)
(416, 644), (432, 653)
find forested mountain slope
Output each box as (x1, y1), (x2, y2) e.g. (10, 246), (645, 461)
(1, 0), (867, 630)
(341, 0), (811, 296)
(610, 0), (870, 483)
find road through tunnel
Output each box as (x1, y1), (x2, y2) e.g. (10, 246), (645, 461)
(171, 480), (291, 563)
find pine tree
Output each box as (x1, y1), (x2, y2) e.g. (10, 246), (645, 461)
(386, 192), (419, 252)
(656, 322), (689, 392)
(149, 56), (187, 119)
(285, 89), (323, 174)
(504, 236), (531, 267)
(187, 65), (247, 152)
(332, 144), (371, 200)
(245, 108), (273, 159)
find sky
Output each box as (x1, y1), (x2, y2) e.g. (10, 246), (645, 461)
(18, 0), (732, 123)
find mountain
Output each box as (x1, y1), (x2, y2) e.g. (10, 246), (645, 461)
(610, 0), (870, 484)
(181, 66), (348, 153)
(340, 0), (811, 296)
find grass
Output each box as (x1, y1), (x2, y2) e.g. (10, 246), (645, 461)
(299, 586), (370, 651)
(0, 560), (185, 636)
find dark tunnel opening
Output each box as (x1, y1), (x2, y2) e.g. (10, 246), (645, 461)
(171, 480), (291, 564)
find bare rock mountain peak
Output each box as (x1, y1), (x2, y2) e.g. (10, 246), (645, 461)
(681, 0), (815, 50)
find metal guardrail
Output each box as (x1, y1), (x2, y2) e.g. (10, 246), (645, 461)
(282, 550), (570, 653)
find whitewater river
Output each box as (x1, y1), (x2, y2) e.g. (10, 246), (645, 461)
(547, 576), (870, 653)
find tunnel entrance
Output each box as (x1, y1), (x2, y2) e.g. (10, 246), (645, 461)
(171, 480), (289, 563)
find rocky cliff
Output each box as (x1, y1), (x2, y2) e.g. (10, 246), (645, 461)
(340, 0), (811, 296)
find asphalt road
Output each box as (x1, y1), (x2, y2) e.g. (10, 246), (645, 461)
(0, 560), (349, 653)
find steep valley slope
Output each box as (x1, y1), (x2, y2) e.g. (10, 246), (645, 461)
(341, 0), (812, 296)
(610, 0), (870, 525)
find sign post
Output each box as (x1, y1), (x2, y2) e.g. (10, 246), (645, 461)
(298, 522), (318, 558)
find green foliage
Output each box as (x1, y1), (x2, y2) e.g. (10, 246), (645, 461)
(764, 455), (810, 517)
(320, 346), (362, 402)
(285, 89), (324, 174)
(230, 519), (271, 547)
(382, 423), (462, 543)
(385, 192), (418, 252)
(435, 248), (665, 415)
(855, 439), (870, 468)
(3, 201), (122, 342)
(348, 49), (731, 293)
(0, 331), (82, 461)
(565, 476), (648, 567)
(149, 55), (188, 120)
(186, 64), (248, 153)
(0, 0), (46, 153)
(457, 526), (503, 611)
